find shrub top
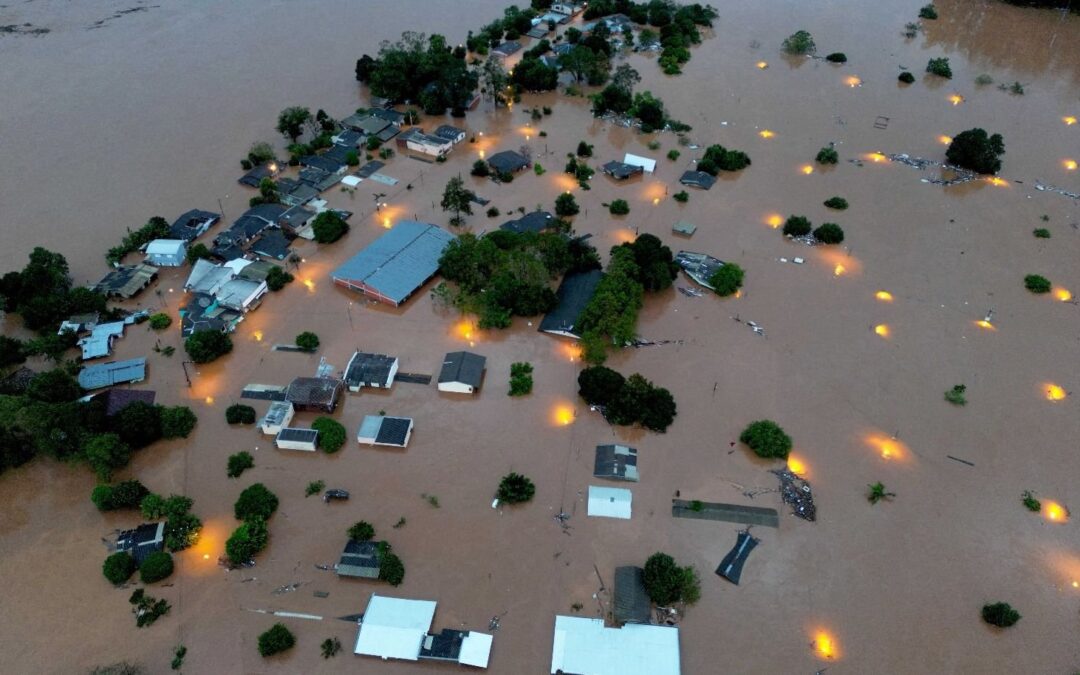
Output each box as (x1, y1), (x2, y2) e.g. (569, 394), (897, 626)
(739, 420), (793, 459)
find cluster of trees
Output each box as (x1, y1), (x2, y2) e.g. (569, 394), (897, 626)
(782, 30), (815, 55)
(346, 521), (406, 585)
(312, 211), (350, 244)
(226, 483), (278, 565)
(698, 143), (751, 174)
(512, 39), (560, 92)
(226, 404), (256, 425)
(266, 265), (294, 291)
(184, 329), (233, 363)
(258, 623), (296, 658)
(100, 490), (203, 585)
(141, 492), (203, 551)
(946, 128), (1005, 174)
(227, 451), (254, 478)
(436, 230), (601, 329)
(643, 552), (701, 605)
(590, 64), (685, 132)
(508, 362), (534, 396)
(708, 263), (744, 297)
(577, 235), (678, 363)
(780, 215), (844, 244)
(107, 217), (171, 264)
(0, 248), (108, 335)
(582, 1), (717, 73)
(356, 32), (478, 115)
(128, 588), (171, 628)
(468, 5), (539, 52)
(577, 365), (677, 432)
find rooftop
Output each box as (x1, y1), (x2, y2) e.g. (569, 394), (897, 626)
(354, 595), (437, 661)
(95, 388), (156, 417)
(594, 444), (639, 482)
(93, 264), (158, 299)
(337, 539), (380, 578)
(613, 566), (652, 625)
(674, 251), (725, 289)
(487, 150), (530, 174)
(538, 269), (603, 338)
(169, 209), (220, 241)
(679, 170), (716, 190)
(499, 210), (554, 235)
(602, 161), (644, 180)
(344, 351), (398, 389)
(551, 616), (680, 675)
(438, 351), (486, 387)
(358, 415), (414, 447)
(587, 485), (633, 519)
(285, 377), (344, 411)
(78, 358), (147, 390)
(332, 221), (456, 306)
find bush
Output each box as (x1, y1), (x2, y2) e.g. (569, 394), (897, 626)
(103, 552), (137, 585)
(782, 215), (812, 237)
(926, 57), (952, 78)
(378, 550), (405, 586)
(266, 266), (294, 291)
(825, 52), (847, 63)
(603, 373), (678, 432)
(227, 451), (254, 478)
(312, 417), (346, 453)
(578, 366), (626, 407)
(225, 517), (268, 564)
(919, 3), (938, 19)
(312, 211), (349, 244)
(139, 550), (174, 584)
(348, 521), (375, 542)
(534, 163), (546, 176)
(739, 420), (793, 459)
(321, 637), (342, 659)
(148, 313), (172, 330)
(815, 147), (839, 165)
(576, 141), (594, 157)
(471, 160), (490, 177)
(813, 223), (845, 244)
(295, 331), (319, 352)
(667, 149), (681, 161)
(981, 602), (1021, 628)
(496, 472), (536, 504)
(643, 552), (698, 605)
(85, 433), (134, 481)
(184, 330), (233, 363)
(345, 150), (359, 166)
(975, 73), (994, 85)
(1033, 228), (1051, 239)
(698, 144), (751, 174)
(824, 196), (849, 210)
(486, 207), (500, 218)
(92, 480), (150, 511)
(898, 71), (915, 84)
(305, 480), (325, 497)
(673, 190), (689, 203)
(708, 263), (744, 297)
(944, 384), (967, 405)
(609, 199), (630, 215)
(509, 362), (534, 396)
(555, 193), (580, 217)
(1024, 274), (1051, 293)
(160, 406), (197, 439)
(258, 623), (296, 657)
(946, 128), (1005, 174)
(1022, 490), (1041, 512)
(781, 30), (816, 55)
(226, 404), (256, 425)
(234, 483), (279, 522)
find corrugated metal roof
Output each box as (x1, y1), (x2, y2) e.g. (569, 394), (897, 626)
(438, 351), (486, 387)
(332, 221), (455, 305)
(587, 485), (632, 519)
(354, 595), (437, 660)
(551, 616), (680, 675)
(78, 358), (147, 390)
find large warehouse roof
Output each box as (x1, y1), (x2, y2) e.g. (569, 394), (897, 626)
(332, 221), (455, 306)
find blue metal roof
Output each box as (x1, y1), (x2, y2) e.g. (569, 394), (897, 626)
(332, 221), (456, 305)
(78, 358), (147, 390)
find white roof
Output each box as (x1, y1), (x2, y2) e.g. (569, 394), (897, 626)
(185, 258), (234, 295)
(146, 239), (186, 254)
(587, 485), (632, 519)
(223, 258), (253, 275)
(355, 595), (437, 661)
(341, 175), (362, 187)
(550, 616), (680, 675)
(459, 631), (494, 668)
(623, 153), (657, 173)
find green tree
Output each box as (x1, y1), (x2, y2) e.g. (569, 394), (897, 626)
(186, 242), (212, 264)
(112, 401), (162, 449)
(226, 517), (269, 564)
(92, 479), (149, 511)
(698, 144), (751, 174)
(898, 71), (915, 83)
(84, 433), (132, 481)
(311, 211), (350, 244)
(630, 91), (666, 129)
(441, 176), (477, 226)
(0, 335), (26, 368)
(227, 451), (254, 478)
(160, 406), (197, 439)
(27, 369), (81, 403)
(225, 404), (256, 425)
(509, 362), (534, 396)
(946, 128), (1005, 174)
(981, 602), (1021, 628)
(471, 160), (491, 177)
(813, 223), (845, 244)
(1024, 274), (1051, 293)
(643, 552), (684, 605)
(619, 234), (679, 292)
(234, 483), (279, 522)
(577, 366), (626, 406)
(782, 30), (816, 54)
(312, 417), (346, 453)
(926, 57), (952, 78)
(276, 107), (311, 142)
(555, 193), (580, 217)
(139, 550), (174, 584)
(739, 420), (793, 459)
(257, 623), (296, 657)
(265, 266), (294, 291)
(496, 472), (536, 503)
(824, 196), (849, 210)
(512, 57), (559, 91)
(184, 330), (233, 363)
(348, 521), (375, 542)
(708, 263), (744, 297)
(782, 215), (812, 237)
(103, 552), (136, 585)
(295, 332), (320, 352)
(378, 550), (406, 586)
(608, 199), (630, 215)
(148, 313), (172, 330)
(815, 146), (839, 164)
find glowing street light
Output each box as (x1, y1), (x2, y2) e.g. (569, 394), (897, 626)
(1054, 287), (1072, 302)
(845, 75), (861, 87)
(949, 94), (964, 106)
(874, 323), (890, 337)
(1043, 501), (1069, 523)
(875, 290), (893, 302)
(1064, 116), (1077, 125)
(801, 165), (814, 175)
(756, 61), (768, 69)
(766, 214), (784, 228)
(1064, 159), (1077, 171)
(759, 129), (775, 138)
(938, 135), (952, 145)
(1045, 383), (1066, 401)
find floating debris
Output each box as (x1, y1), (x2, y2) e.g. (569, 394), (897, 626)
(677, 286), (704, 297)
(770, 468), (817, 521)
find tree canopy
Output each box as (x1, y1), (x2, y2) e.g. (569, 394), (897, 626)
(708, 263), (744, 297)
(358, 32), (478, 114)
(698, 144), (751, 174)
(258, 623), (296, 657)
(276, 107), (311, 142)
(0, 247), (107, 333)
(497, 472), (536, 504)
(184, 330), (233, 363)
(441, 176), (477, 226)
(643, 552), (700, 605)
(312, 211), (350, 244)
(234, 483), (279, 522)
(739, 420), (793, 459)
(312, 417), (346, 453)
(946, 128), (1005, 174)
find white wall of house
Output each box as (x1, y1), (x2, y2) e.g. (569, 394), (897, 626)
(407, 138), (453, 157)
(275, 430), (318, 451)
(437, 380), (475, 395)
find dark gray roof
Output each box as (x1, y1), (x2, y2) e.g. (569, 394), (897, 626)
(169, 209), (220, 241)
(279, 205), (315, 229)
(335, 129), (363, 146)
(301, 154), (344, 174)
(285, 377), (344, 411)
(487, 150), (530, 174)
(331, 221), (456, 306)
(369, 108), (405, 125)
(356, 160), (384, 179)
(716, 530), (760, 585)
(93, 264), (158, 299)
(376, 417), (412, 446)
(245, 202), (288, 223)
(298, 166), (332, 186)
(345, 352), (397, 388)
(434, 125), (466, 141)
(499, 211), (554, 235)
(324, 144), (355, 165)
(116, 522), (165, 565)
(180, 293), (241, 337)
(602, 161), (644, 180)
(419, 629), (467, 661)
(679, 170), (716, 190)
(277, 427), (319, 443)
(538, 269), (602, 337)
(613, 566), (651, 624)
(493, 41), (522, 56)
(250, 229), (291, 261)
(337, 539), (381, 578)
(438, 351), (486, 387)
(675, 251), (725, 289)
(97, 388), (156, 417)
(553, 43), (574, 55)
(594, 444), (639, 481)
(228, 215), (271, 241)
(238, 164), (272, 188)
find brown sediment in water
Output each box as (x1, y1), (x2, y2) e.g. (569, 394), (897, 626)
(1, 0), (1080, 673)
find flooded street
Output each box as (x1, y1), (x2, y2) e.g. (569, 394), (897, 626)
(1, 0), (1079, 673)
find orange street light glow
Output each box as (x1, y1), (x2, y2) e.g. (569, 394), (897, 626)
(787, 454), (808, 476)
(813, 631), (838, 660)
(653, 197), (660, 205)
(1065, 159), (1078, 171)
(1045, 383), (1066, 401)
(303, 278), (315, 292)
(383, 217), (392, 228)
(874, 323), (890, 337)
(833, 264), (846, 277)
(561, 342), (583, 362)
(759, 129), (775, 138)
(253, 330), (263, 342)
(204, 396), (214, 405)
(875, 290), (893, 302)
(987, 176), (1008, 187)
(454, 319), (476, 342)
(845, 75), (862, 87)
(1065, 116), (1077, 125)
(866, 152), (887, 163)
(1044, 501), (1069, 523)
(801, 165), (814, 175)
(756, 61), (768, 69)
(766, 214), (784, 228)
(864, 433), (910, 461)
(975, 319), (996, 331)
(939, 135), (953, 145)
(949, 94), (964, 105)
(478, 149), (485, 158)
(1054, 287), (1073, 302)
(552, 404), (575, 426)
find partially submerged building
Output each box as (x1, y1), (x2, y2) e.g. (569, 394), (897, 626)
(179, 293), (243, 337)
(715, 530), (760, 585)
(94, 264), (159, 299)
(145, 239), (187, 267)
(77, 321), (126, 360)
(679, 170), (716, 190)
(538, 269), (603, 339)
(550, 616), (680, 675)
(437, 351), (486, 394)
(331, 221), (456, 306)
(623, 153), (656, 174)
(336, 539), (381, 579)
(587, 485), (632, 520)
(78, 358), (147, 390)
(594, 444), (639, 482)
(357, 415), (414, 448)
(275, 427), (319, 452)
(396, 128), (454, 159)
(285, 377), (345, 413)
(354, 595), (492, 668)
(259, 401), (295, 436)
(344, 351), (399, 392)
(499, 210), (554, 235)
(601, 161), (645, 181)
(613, 566), (651, 625)
(169, 209), (220, 241)
(674, 251), (725, 290)
(93, 388), (156, 417)
(433, 125), (467, 145)
(116, 522), (165, 565)
(487, 150), (530, 175)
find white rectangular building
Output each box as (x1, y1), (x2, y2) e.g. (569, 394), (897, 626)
(259, 401), (294, 435)
(355, 595), (494, 667)
(275, 427), (319, 451)
(551, 616), (680, 675)
(146, 239), (187, 267)
(623, 153), (657, 174)
(587, 486), (632, 519)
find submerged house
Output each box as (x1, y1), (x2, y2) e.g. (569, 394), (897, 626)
(433, 125), (467, 145)
(344, 351), (399, 392)
(538, 269), (603, 339)
(437, 351), (486, 394)
(715, 530), (760, 585)
(354, 595), (493, 668)
(78, 358), (147, 390)
(77, 321), (126, 360)
(275, 427), (319, 452)
(602, 161), (645, 181)
(93, 264), (159, 299)
(357, 415), (414, 448)
(116, 522), (165, 565)
(550, 616), (680, 675)
(179, 292), (243, 337)
(336, 539), (381, 579)
(487, 150), (530, 175)
(587, 485), (633, 520)
(169, 209), (220, 241)
(679, 170), (716, 190)
(259, 401), (295, 436)
(499, 211), (554, 235)
(674, 251), (725, 290)
(594, 444), (639, 482)
(285, 377), (345, 414)
(331, 221), (456, 307)
(613, 566), (652, 625)
(145, 239), (187, 267)
(396, 128), (454, 158)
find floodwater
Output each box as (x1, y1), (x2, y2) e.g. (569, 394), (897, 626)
(2, 0), (1080, 673)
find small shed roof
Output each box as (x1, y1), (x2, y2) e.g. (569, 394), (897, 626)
(96, 388), (156, 416)
(337, 539), (381, 578)
(679, 170), (716, 190)
(487, 150), (530, 174)
(602, 161), (644, 180)
(438, 351), (486, 388)
(434, 125), (467, 141)
(285, 377), (344, 410)
(715, 530), (760, 585)
(78, 358), (147, 390)
(672, 221), (697, 236)
(613, 566), (651, 624)
(146, 239), (186, 256)
(277, 427), (319, 444)
(345, 351), (398, 388)
(499, 211), (554, 234)
(587, 485), (632, 519)
(459, 632), (494, 668)
(354, 595), (437, 660)
(594, 444), (639, 482)
(358, 415), (413, 446)
(623, 153), (656, 173)
(260, 401), (294, 426)
(94, 264), (158, 299)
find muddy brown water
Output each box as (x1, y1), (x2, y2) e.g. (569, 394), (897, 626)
(2, 0), (1080, 673)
